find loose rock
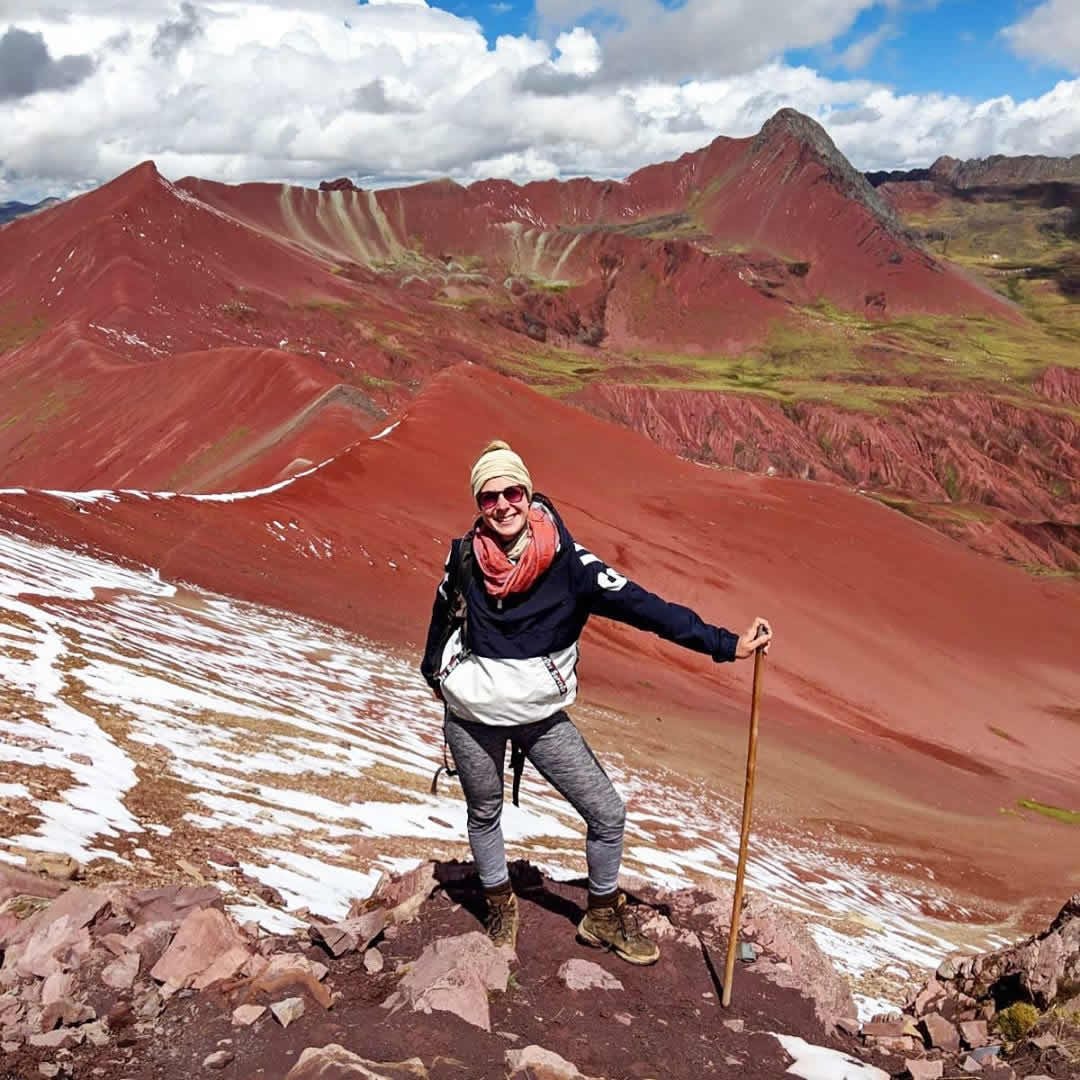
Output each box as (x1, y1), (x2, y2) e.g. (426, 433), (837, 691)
(557, 958), (623, 992)
(270, 996), (306, 1028)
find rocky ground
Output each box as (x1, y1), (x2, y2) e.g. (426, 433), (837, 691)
(2, 855), (1078, 1080)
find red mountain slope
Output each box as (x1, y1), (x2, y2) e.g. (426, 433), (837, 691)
(2, 366), (1076, 846)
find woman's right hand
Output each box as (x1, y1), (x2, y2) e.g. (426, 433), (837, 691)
(735, 617), (772, 659)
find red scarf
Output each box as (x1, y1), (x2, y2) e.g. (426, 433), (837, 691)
(472, 509), (558, 599)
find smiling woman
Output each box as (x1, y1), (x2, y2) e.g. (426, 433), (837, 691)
(421, 438), (771, 963)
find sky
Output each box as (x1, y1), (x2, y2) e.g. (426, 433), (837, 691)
(1, 0), (1079, 203)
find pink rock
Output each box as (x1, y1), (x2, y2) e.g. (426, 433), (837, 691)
(0, 992), (23, 1028)
(191, 944), (252, 990)
(361, 864), (437, 925)
(121, 920), (177, 969)
(904, 1061), (943, 1080)
(40, 973), (74, 1007)
(557, 959), (624, 992)
(101, 950), (140, 990)
(921, 1012), (961, 1052)
(28, 1027), (82, 1049)
(0, 865), (64, 908)
(309, 910), (386, 958)
(960, 1019), (989, 1049)
(121, 885), (222, 926)
(913, 977), (946, 1016)
(262, 953), (328, 982)
(505, 1045), (601, 1079)
(363, 949), (384, 975)
(39, 998), (94, 1030)
(231, 1004), (266, 1027)
(284, 1043), (428, 1078)
(14, 917), (92, 978)
(149, 908), (247, 991)
(388, 931), (510, 1032)
(7, 887), (109, 950)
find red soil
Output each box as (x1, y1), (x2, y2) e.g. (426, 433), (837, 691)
(1, 366), (1077, 867)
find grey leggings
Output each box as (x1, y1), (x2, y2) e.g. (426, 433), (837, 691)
(444, 710), (625, 895)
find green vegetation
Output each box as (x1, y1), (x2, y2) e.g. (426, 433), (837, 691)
(994, 1002), (1041, 1041)
(1017, 799), (1080, 825)
(0, 313), (46, 353)
(987, 725), (1024, 745)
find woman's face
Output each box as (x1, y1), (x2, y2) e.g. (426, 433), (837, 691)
(477, 475), (530, 542)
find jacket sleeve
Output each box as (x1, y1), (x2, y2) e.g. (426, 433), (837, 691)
(571, 542), (739, 662)
(420, 543), (457, 690)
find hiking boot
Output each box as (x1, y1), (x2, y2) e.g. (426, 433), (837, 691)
(577, 892), (660, 966)
(485, 889), (519, 951)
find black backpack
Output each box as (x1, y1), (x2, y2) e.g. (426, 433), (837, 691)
(429, 530), (528, 806)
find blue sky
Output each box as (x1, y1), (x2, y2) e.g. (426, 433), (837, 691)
(795, 0), (1072, 101)
(455, 0), (1075, 102)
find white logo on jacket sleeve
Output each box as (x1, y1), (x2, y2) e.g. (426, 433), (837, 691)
(576, 545), (627, 591)
(596, 567), (627, 591)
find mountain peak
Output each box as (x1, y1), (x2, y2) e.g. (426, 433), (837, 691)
(751, 108), (907, 239)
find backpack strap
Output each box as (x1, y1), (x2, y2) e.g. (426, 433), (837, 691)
(509, 741), (526, 808)
(431, 531), (473, 796)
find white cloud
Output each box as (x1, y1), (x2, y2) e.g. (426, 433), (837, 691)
(2, 1), (1080, 203)
(835, 22), (896, 72)
(1002, 0), (1080, 73)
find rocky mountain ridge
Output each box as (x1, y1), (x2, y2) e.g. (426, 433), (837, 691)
(2, 857), (1077, 1080)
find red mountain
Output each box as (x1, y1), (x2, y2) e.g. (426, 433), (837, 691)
(0, 111), (1078, 929)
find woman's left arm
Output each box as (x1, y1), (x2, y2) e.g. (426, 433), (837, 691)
(572, 543), (769, 662)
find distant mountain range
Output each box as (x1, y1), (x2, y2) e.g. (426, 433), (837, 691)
(866, 154), (1080, 189)
(0, 197), (60, 226)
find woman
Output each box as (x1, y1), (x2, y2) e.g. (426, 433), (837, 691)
(421, 440), (771, 964)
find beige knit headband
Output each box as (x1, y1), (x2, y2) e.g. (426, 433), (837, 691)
(470, 439), (533, 499)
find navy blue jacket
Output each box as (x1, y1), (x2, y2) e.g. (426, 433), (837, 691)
(421, 496), (738, 726)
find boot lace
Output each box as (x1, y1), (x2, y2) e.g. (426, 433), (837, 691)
(614, 898), (648, 943)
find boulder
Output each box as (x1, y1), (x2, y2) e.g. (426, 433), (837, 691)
(940, 894), (1080, 1010)
(557, 959), (623, 992)
(0, 865), (65, 907)
(285, 1044), (428, 1079)
(386, 931), (509, 1032)
(7, 887), (110, 952)
(921, 1013), (960, 1052)
(203, 1050), (234, 1070)
(505, 1045), (601, 1080)
(13, 917), (92, 979)
(120, 885), (222, 926)
(101, 950), (140, 990)
(309, 910), (385, 958)
(960, 1019), (989, 1048)
(39, 973), (74, 1007)
(358, 865), (437, 926)
(149, 908), (248, 992)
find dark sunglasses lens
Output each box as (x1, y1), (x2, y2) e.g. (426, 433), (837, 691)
(478, 485), (527, 510)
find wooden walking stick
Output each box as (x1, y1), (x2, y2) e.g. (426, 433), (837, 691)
(721, 628), (767, 1008)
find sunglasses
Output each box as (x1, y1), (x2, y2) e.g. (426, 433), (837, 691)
(477, 484), (528, 511)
